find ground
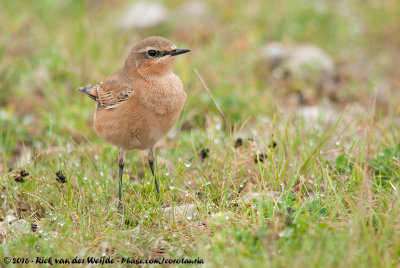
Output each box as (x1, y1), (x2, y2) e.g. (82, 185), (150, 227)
(0, 0), (400, 267)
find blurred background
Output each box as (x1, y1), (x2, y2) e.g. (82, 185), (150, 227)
(1, 0), (400, 170)
(1, 1), (400, 264)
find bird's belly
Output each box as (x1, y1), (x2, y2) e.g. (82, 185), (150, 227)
(94, 98), (184, 150)
(131, 106), (183, 150)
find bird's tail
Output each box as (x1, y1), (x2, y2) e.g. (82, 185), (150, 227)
(77, 85), (97, 101)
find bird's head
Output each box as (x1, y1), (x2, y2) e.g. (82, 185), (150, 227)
(125, 36), (190, 79)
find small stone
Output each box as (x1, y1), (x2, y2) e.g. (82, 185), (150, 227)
(18, 148), (32, 167)
(10, 219), (31, 234)
(297, 104), (337, 123)
(163, 204), (195, 219)
(210, 212), (232, 226)
(242, 191), (280, 203)
(178, 0), (209, 18)
(5, 215), (17, 223)
(285, 44), (336, 83)
(119, 2), (169, 30)
(261, 42), (338, 100)
(0, 222), (6, 241)
(6, 209), (15, 216)
(261, 42), (289, 68)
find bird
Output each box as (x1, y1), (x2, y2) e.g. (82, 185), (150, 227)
(77, 36), (190, 211)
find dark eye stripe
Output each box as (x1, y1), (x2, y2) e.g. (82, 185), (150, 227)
(146, 50), (173, 58)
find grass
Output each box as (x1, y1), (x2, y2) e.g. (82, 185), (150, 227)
(1, 0), (400, 267)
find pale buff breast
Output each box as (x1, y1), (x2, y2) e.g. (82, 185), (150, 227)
(94, 75), (186, 150)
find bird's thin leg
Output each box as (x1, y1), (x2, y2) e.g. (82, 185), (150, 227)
(118, 148), (124, 212)
(148, 147), (159, 194)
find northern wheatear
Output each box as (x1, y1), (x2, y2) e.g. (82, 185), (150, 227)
(78, 36), (190, 210)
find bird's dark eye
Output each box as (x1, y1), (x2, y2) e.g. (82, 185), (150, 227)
(147, 50), (158, 57)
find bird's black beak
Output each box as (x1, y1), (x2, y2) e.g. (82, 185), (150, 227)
(169, 49), (191, 56)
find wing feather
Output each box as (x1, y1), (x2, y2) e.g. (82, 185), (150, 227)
(78, 70), (134, 109)
(91, 80), (134, 109)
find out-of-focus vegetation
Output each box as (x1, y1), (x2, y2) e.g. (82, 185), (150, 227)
(1, 0), (400, 267)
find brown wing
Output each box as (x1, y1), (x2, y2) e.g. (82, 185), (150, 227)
(87, 79), (134, 109)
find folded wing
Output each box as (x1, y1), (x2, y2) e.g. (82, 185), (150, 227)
(77, 77), (134, 110)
